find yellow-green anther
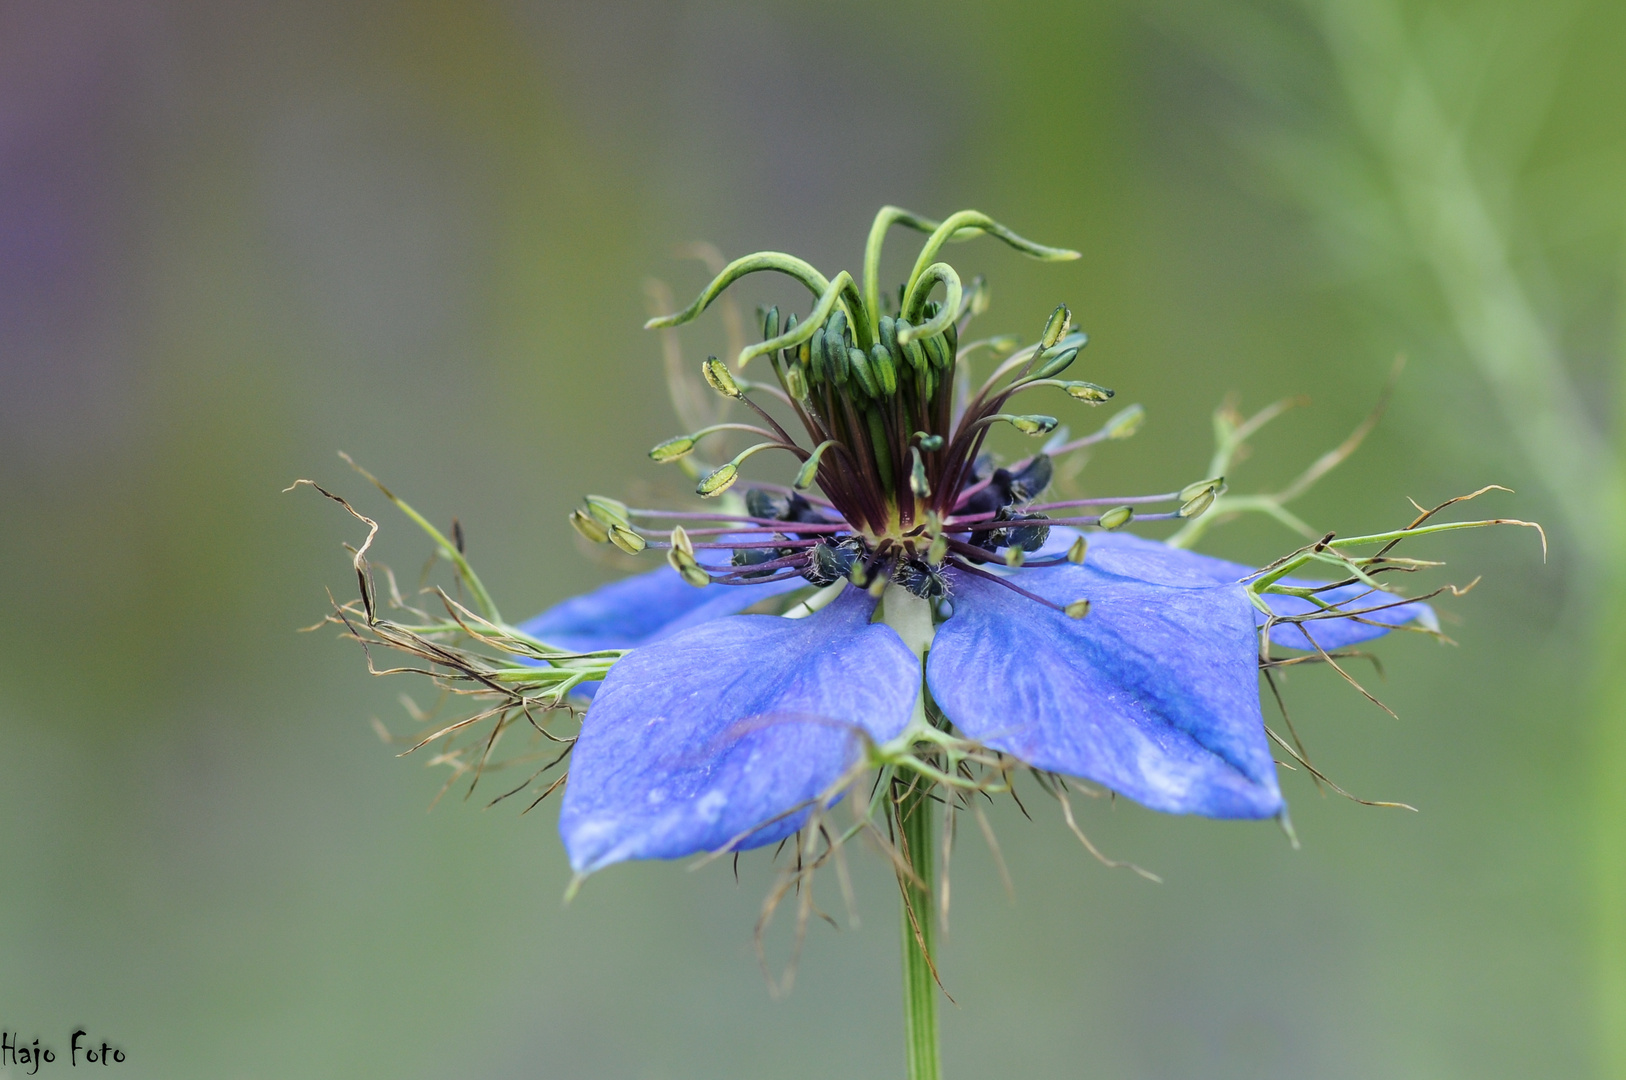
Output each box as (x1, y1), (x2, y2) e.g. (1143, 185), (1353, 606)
(1031, 345), (1081, 380)
(927, 533), (949, 566)
(584, 495), (630, 527)
(1067, 535), (1088, 564)
(1005, 414), (1059, 436)
(909, 447), (931, 499)
(1004, 545), (1025, 567)
(785, 364), (808, 401)
(849, 561), (869, 587)
(1099, 505), (1134, 530)
(1103, 403), (1145, 440)
(649, 434), (697, 463)
(921, 333), (951, 370)
(1065, 599), (1091, 619)
(1178, 488), (1217, 519)
(1041, 304), (1071, 350)
(761, 305), (779, 341)
(990, 334), (1020, 355)
(608, 523), (646, 554)
(668, 547), (710, 588)
(793, 440), (837, 490)
(1179, 476), (1225, 501)
(702, 356), (742, 398)
(569, 508), (609, 544)
(698, 442), (783, 498)
(666, 531), (709, 587)
(697, 463), (738, 497)
(869, 343), (897, 396)
(1065, 381), (1114, 403)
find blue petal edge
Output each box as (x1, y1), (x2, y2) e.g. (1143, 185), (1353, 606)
(1040, 529), (1435, 650)
(559, 586), (919, 874)
(929, 552), (1283, 819)
(519, 565), (806, 654)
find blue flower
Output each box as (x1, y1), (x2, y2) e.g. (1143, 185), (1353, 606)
(534, 527), (1430, 874)
(506, 208), (1448, 877)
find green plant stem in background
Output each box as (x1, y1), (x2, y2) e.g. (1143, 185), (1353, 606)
(898, 775), (942, 1080)
(1601, 561), (1626, 1078)
(1307, 3), (1626, 1066)
(1602, 266), (1626, 1079)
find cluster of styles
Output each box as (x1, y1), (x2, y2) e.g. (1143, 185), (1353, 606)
(309, 207), (1537, 922)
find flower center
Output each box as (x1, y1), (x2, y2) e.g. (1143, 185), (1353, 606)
(568, 208), (1225, 611)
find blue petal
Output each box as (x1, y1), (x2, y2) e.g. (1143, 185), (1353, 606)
(519, 566), (806, 653)
(1043, 529), (1434, 650)
(928, 557), (1283, 818)
(559, 586), (918, 874)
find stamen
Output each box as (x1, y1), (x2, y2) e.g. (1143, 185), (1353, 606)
(794, 441), (839, 490)
(607, 523), (646, 554)
(702, 356), (742, 399)
(697, 442), (807, 498)
(968, 413), (1059, 437)
(946, 557), (1068, 614)
(648, 423), (785, 463)
(1098, 506), (1134, 530)
(568, 508), (609, 543)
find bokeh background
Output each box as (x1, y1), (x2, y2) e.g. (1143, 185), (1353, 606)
(2, 1), (1622, 1077)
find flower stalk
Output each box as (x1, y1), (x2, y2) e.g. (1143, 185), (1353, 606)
(898, 773), (942, 1080)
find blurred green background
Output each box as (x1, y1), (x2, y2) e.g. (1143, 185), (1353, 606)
(2, 1), (1621, 1077)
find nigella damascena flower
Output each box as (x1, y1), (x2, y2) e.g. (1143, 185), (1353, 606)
(515, 208), (1449, 876)
(304, 205), (1538, 1077)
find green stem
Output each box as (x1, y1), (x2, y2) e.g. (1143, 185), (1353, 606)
(898, 772), (941, 1080)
